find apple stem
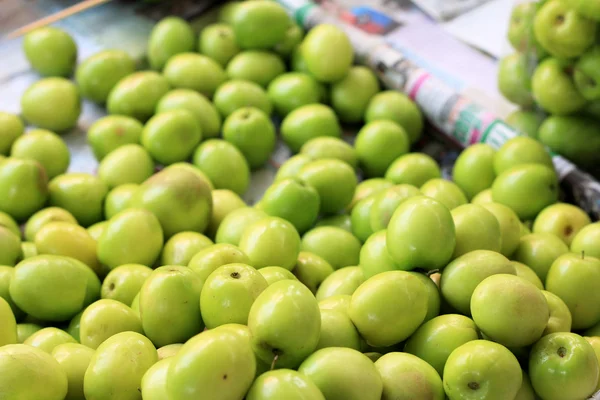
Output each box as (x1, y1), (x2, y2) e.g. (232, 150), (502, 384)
(270, 354), (279, 371)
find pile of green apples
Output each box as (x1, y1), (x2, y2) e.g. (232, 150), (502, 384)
(500, 0), (600, 174)
(0, 1), (600, 399)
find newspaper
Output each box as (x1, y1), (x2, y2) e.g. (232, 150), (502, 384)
(410, 0), (495, 21)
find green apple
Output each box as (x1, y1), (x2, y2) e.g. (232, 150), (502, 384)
(141, 357), (171, 400)
(213, 79), (273, 118)
(216, 207), (267, 246)
(351, 195), (377, 242)
(193, 139), (250, 196)
(302, 24), (353, 83)
(440, 250), (515, 315)
(298, 347), (382, 400)
(571, 222), (600, 258)
(259, 266), (298, 286)
(0, 296), (17, 346)
(79, 299), (142, 349)
(0, 344), (68, 399)
(355, 120), (409, 178)
(160, 231), (213, 266)
(84, 331), (157, 400)
(291, 251), (335, 294)
(231, 0), (289, 49)
(533, 203), (591, 246)
(359, 230), (398, 279)
(66, 311), (82, 342)
(0, 226), (21, 266)
(223, 107), (276, 169)
(301, 227), (360, 271)
(0, 266), (25, 320)
(17, 322), (42, 343)
(512, 261), (544, 289)
(0, 210), (21, 238)
(49, 172), (108, 227)
(365, 91), (424, 144)
(451, 204), (502, 258)
(188, 243), (251, 283)
(386, 196), (455, 271)
(76, 49), (135, 104)
(239, 216), (300, 270)
(0, 112), (24, 156)
(216, 323), (272, 378)
(542, 289), (572, 335)
(531, 58), (587, 115)
(300, 137), (357, 169)
(11, 128), (69, 179)
(369, 184), (421, 232)
(52, 343), (95, 400)
(10, 255), (89, 321)
(498, 53), (534, 107)
(274, 22), (304, 58)
(330, 66), (379, 123)
(140, 266), (203, 347)
(200, 263), (268, 328)
(538, 115), (600, 169)
(574, 46), (600, 101)
(494, 136), (553, 175)
(208, 189), (246, 238)
(315, 214), (352, 232)
(104, 183), (138, 219)
(246, 369), (325, 400)
(316, 308), (361, 350)
(318, 294), (351, 314)
(156, 89), (221, 139)
(20, 241), (38, 260)
(281, 104), (341, 153)
(471, 188), (493, 205)
(0, 158), (48, 222)
(163, 53), (226, 99)
(404, 314), (479, 377)
(157, 343), (183, 360)
(385, 153), (441, 187)
(24, 327), (76, 353)
(349, 270), (427, 347)
(410, 271), (441, 322)
(268, 72), (322, 116)
(533, 0), (596, 59)
(375, 352), (444, 400)
(444, 340), (522, 400)
(586, 336), (600, 392)
(298, 159), (357, 214)
(21, 77), (81, 132)
(248, 280), (320, 368)
(130, 164), (213, 237)
(86, 115), (143, 161)
(101, 263), (152, 305)
(257, 178), (320, 234)
(226, 51), (285, 88)
(492, 163), (558, 220)
(97, 208), (164, 269)
(529, 332), (599, 400)
(471, 274), (548, 347)
(315, 266), (364, 301)
(147, 16), (195, 71)
(512, 233), (569, 281)
(421, 178), (468, 211)
(198, 23), (240, 67)
(452, 143), (496, 200)
(508, 2), (541, 53)
(23, 26), (76, 76)
(98, 145), (153, 188)
(545, 253), (600, 330)
(107, 71), (170, 122)
(505, 109), (545, 138)
(348, 178), (394, 211)
(481, 202), (521, 257)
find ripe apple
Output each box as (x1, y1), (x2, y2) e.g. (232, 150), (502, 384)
(298, 347), (383, 400)
(349, 270), (428, 347)
(471, 274), (548, 347)
(318, 294), (351, 314)
(248, 280), (320, 368)
(198, 23), (240, 67)
(239, 216), (301, 270)
(494, 136), (553, 175)
(280, 104), (341, 153)
(79, 299), (142, 349)
(226, 51), (285, 88)
(545, 253), (600, 330)
(231, 1), (290, 50)
(52, 343), (95, 400)
(542, 289), (572, 335)
(355, 120), (410, 178)
(571, 222), (600, 258)
(316, 308), (361, 350)
(302, 24), (353, 83)
(386, 196), (456, 271)
(531, 58), (587, 115)
(511, 261), (544, 289)
(301, 227), (360, 270)
(533, 203), (591, 246)
(200, 263), (268, 328)
(215, 207), (267, 246)
(375, 352), (445, 400)
(404, 314), (478, 377)
(512, 233), (569, 281)
(315, 266), (364, 301)
(443, 340), (522, 400)
(369, 184), (421, 232)
(533, 0), (596, 59)
(291, 251), (334, 294)
(330, 66), (380, 123)
(140, 266), (203, 347)
(267, 72), (321, 116)
(420, 178), (468, 211)
(365, 91), (424, 144)
(246, 369), (325, 400)
(452, 143), (496, 200)
(160, 231), (213, 266)
(440, 250), (515, 315)
(529, 332), (599, 400)
(497, 53), (534, 107)
(451, 204), (502, 258)
(188, 243), (251, 283)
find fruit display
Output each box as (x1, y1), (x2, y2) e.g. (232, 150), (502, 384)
(501, 0), (600, 176)
(0, 1), (599, 399)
